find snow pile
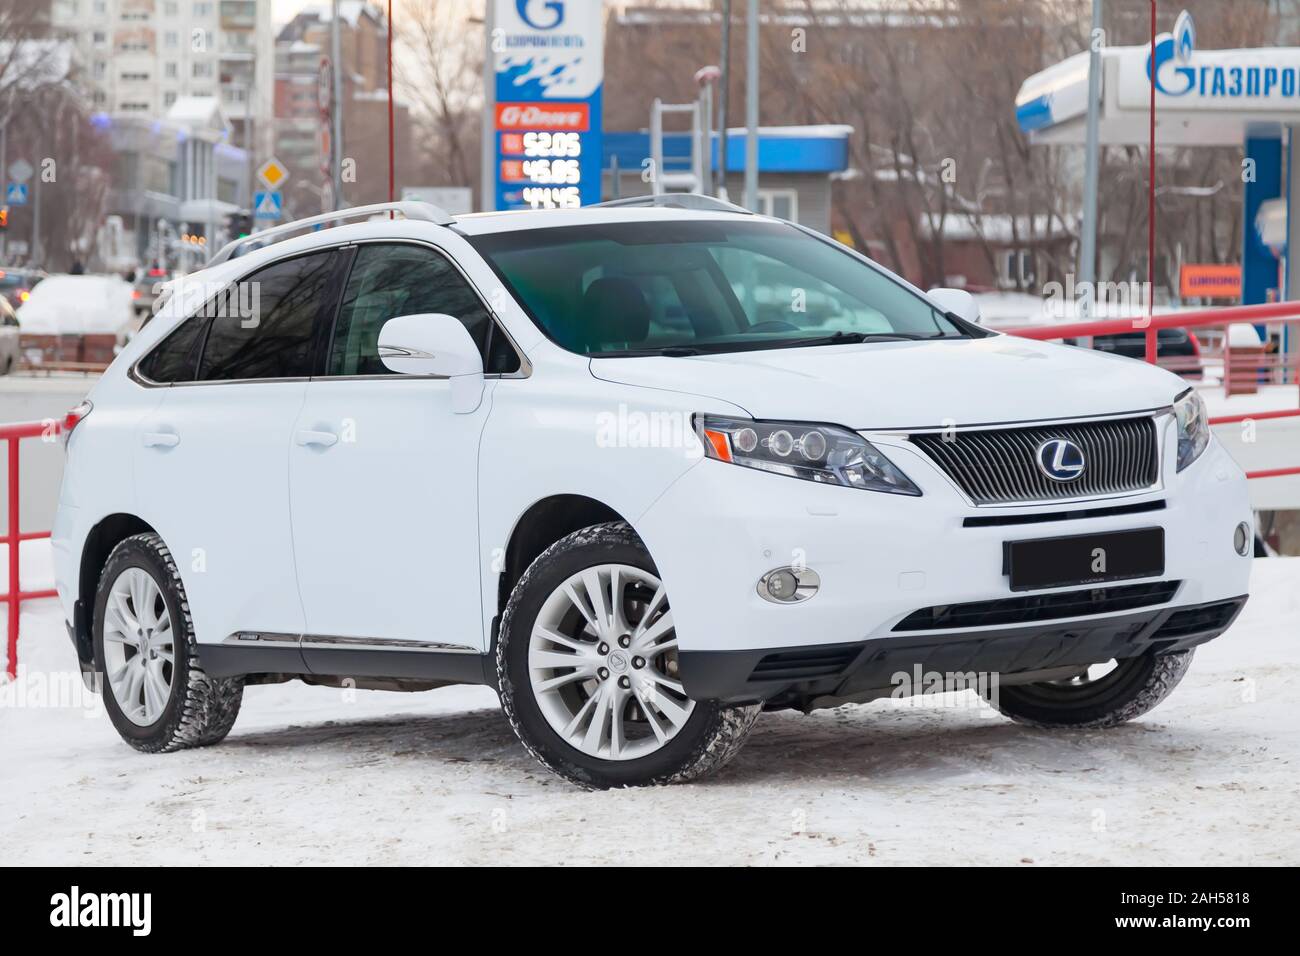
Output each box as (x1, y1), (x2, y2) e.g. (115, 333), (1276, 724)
(16, 275), (135, 335)
(2, 545), (1297, 865)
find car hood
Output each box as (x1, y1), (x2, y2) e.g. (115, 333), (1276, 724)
(588, 335), (1183, 429)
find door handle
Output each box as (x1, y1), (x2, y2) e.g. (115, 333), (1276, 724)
(142, 431), (180, 448)
(295, 429), (339, 448)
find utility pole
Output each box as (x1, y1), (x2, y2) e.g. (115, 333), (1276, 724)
(718, 0), (731, 200)
(331, 0), (344, 210)
(1079, 0), (1104, 320)
(743, 0), (758, 211)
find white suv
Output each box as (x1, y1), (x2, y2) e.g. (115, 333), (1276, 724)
(52, 197), (1252, 788)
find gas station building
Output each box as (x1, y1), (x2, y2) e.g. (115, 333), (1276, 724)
(1016, 15), (1300, 309)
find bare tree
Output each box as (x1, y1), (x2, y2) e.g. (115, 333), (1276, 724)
(0, 0), (108, 270)
(398, 0), (485, 200)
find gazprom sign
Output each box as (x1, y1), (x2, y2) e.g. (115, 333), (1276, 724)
(492, 0), (605, 210)
(1123, 11), (1300, 110)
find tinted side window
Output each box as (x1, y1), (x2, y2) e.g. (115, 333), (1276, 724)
(198, 251), (336, 381)
(329, 244), (518, 376)
(139, 314), (207, 383)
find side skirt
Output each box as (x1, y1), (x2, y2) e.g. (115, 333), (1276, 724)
(198, 632), (492, 687)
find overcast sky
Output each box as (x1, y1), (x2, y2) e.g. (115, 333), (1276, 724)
(271, 0), (320, 27)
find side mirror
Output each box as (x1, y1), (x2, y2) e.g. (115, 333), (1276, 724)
(927, 288), (982, 326)
(377, 312), (484, 413)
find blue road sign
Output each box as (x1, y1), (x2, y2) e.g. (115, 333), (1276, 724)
(254, 190), (283, 220)
(6, 183), (28, 206)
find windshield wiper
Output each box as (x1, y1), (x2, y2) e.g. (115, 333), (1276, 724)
(779, 330), (923, 347)
(593, 345), (705, 357)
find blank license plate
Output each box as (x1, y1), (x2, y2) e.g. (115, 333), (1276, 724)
(1005, 528), (1165, 592)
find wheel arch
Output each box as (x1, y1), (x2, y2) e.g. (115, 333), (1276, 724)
(496, 494), (633, 623)
(74, 512), (158, 664)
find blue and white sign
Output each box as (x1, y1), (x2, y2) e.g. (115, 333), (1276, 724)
(1126, 10), (1300, 110)
(5, 183), (27, 206)
(254, 190), (283, 221)
(492, 0), (604, 210)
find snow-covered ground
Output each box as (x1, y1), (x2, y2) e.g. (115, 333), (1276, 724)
(2, 545), (1297, 866)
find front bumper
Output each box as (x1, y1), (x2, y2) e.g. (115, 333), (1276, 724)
(637, 425), (1253, 677)
(678, 594), (1247, 705)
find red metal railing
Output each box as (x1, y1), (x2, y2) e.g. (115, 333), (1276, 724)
(1, 415), (72, 679)
(1004, 301), (1300, 481)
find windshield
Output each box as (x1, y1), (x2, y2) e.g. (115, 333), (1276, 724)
(468, 220), (969, 356)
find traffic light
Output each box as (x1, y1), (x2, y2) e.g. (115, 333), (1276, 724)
(0, 206), (8, 230)
(225, 211), (253, 239)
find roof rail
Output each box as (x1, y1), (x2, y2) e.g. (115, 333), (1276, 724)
(207, 200), (456, 266)
(590, 194), (754, 215)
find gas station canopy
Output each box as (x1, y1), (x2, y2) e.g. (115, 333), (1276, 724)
(1015, 14), (1300, 304)
(1016, 35), (1300, 146)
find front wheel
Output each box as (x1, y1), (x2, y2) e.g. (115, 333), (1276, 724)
(497, 522), (760, 789)
(93, 532), (244, 752)
(984, 649), (1194, 729)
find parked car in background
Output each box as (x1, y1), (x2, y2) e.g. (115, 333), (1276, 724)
(16, 274), (137, 366)
(133, 263), (170, 318)
(0, 295), (20, 373)
(0, 266), (47, 310)
(1087, 327), (1204, 378)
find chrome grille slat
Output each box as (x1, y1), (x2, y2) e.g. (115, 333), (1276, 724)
(909, 416), (1159, 505)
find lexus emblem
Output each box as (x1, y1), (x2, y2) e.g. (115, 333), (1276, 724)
(1036, 438), (1085, 481)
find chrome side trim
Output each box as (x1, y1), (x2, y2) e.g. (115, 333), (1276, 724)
(223, 632), (480, 654)
(300, 635), (481, 654)
(225, 631), (302, 645)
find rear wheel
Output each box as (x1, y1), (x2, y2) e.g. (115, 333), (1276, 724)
(497, 522), (760, 789)
(93, 533), (244, 752)
(984, 649), (1194, 729)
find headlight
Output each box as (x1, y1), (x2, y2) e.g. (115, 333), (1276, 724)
(1174, 389), (1209, 472)
(695, 415), (921, 495)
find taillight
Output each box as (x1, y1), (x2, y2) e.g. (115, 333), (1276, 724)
(62, 400), (92, 446)
(1188, 332), (1202, 356)
(18, 289), (30, 302)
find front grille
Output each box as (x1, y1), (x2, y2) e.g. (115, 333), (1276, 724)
(749, 644), (862, 683)
(893, 581), (1180, 632)
(910, 416), (1159, 505)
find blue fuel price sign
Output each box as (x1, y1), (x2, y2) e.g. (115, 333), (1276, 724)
(492, 1), (604, 210)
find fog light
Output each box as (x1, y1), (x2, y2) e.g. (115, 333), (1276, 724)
(1233, 522), (1252, 556)
(757, 567), (820, 604)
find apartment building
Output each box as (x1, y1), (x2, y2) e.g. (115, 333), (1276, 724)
(274, 2), (413, 217)
(49, 0), (274, 158)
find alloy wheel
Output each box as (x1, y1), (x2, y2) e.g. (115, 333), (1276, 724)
(102, 566), (175, 726)
(528, 563), (694, 760)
